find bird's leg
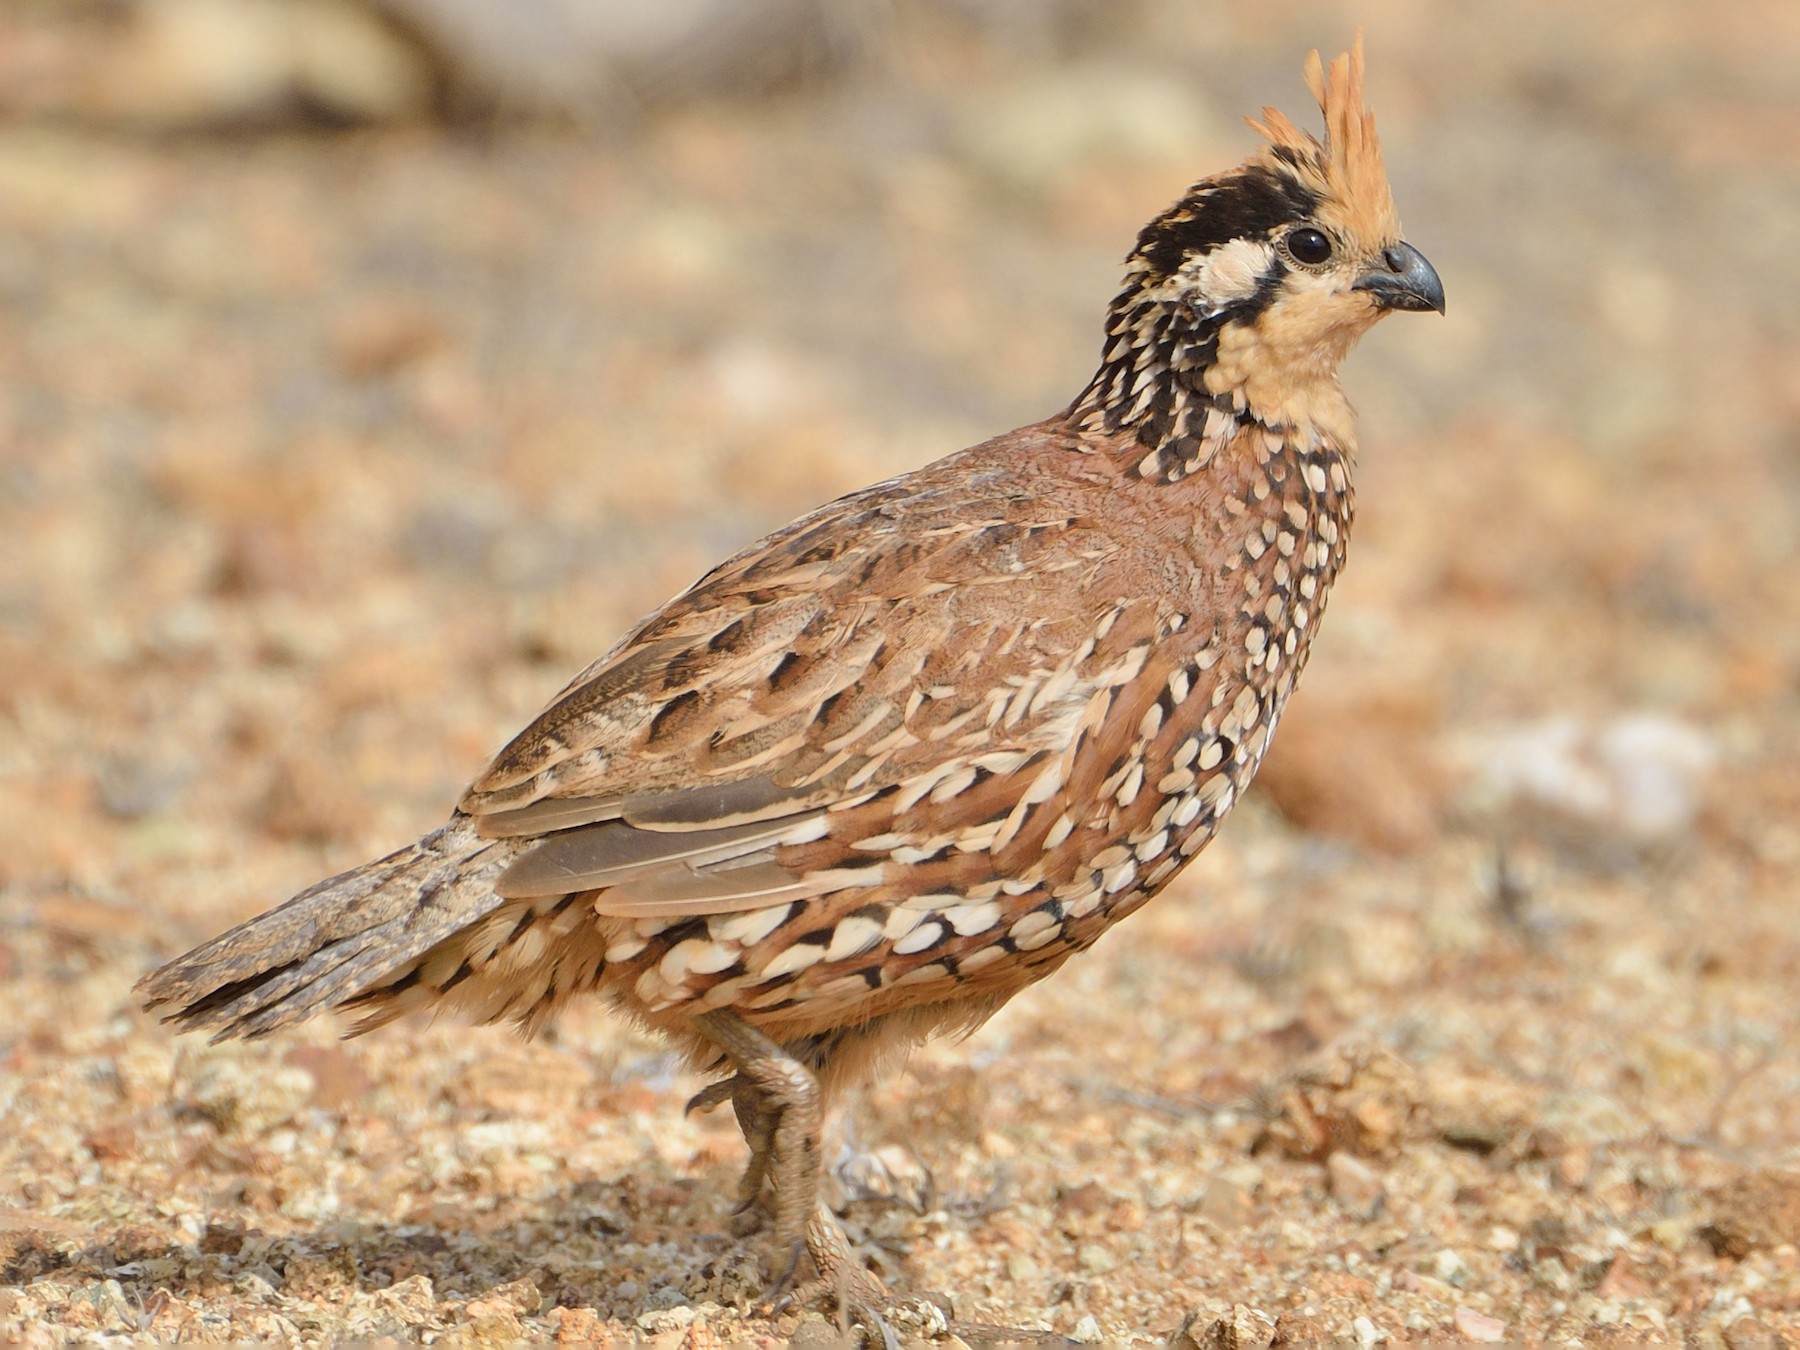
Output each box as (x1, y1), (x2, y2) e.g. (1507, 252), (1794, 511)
(686, 1071), (778, 1227)
(692, 1009), (828, 1298)
(778, 1202), (891, 1317)
(693, 1011), (892, 1316)
(730, 1077), (777, 1217)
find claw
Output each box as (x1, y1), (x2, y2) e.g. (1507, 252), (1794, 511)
(685, 1076), (739, 1116)
(766, 1266), (894, 1325)
(731, 1191), (763, 1217)
(758, 1237), (808, 1309)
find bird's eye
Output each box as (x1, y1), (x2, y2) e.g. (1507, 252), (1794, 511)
(1285, 227), (1333, 266)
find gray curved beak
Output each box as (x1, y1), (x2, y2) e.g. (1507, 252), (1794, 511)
(1353, 241), (1445, 314)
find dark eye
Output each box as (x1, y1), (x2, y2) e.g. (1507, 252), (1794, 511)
(1285, 227), (1333, 266)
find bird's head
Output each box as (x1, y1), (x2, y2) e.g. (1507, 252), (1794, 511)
(1088, 37), (1442, 444)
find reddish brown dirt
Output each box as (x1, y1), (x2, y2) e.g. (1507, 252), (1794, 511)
(3, 2), (1799, 1342)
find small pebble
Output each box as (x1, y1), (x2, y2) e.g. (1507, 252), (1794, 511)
(1431, 1248), (1470, 1287)
(1327, 1151), (1385, 1216)
(1453, 1307), (1507, 1342)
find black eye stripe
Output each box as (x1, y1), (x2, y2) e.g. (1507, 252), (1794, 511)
(1134, 166), (1322, 278)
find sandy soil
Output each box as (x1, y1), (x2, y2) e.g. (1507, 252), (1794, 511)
(4, 1), (1800, 1343)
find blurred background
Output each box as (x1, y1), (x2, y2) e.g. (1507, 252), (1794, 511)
(2, 0), (1798, 1340)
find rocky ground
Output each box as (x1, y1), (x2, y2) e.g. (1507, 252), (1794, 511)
(3, 0), (1800, 1343)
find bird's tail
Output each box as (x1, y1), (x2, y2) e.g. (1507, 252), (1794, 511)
(136, 817), (518, 1042)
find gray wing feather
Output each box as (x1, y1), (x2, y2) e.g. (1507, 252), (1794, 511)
(474, 773), (797, 838)
(494, 812), (822, 899)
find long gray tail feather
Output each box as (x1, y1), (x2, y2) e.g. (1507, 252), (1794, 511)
(136, 816), (513, 1043)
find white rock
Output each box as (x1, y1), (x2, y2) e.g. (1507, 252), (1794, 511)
(1461, 712), (1714, 849)
(77, 0), (432, 127)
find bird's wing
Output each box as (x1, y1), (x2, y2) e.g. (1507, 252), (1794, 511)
(457, 443), (1170, 917)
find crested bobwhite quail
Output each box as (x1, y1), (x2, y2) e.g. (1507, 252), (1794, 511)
(140, 37), (1443, 1304)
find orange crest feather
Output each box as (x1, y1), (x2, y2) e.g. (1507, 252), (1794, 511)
(1245, 33), (1401, 248)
